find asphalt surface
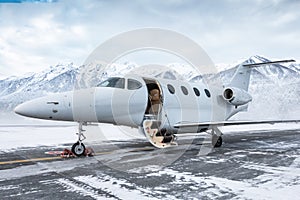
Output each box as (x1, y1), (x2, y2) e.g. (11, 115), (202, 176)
(0, 129), (300, 199)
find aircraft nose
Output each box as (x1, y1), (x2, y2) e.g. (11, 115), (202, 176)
(14, 99), (39, 118)
(14, 92), (74, 121)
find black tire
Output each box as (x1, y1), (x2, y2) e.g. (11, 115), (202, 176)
(71, 142), (86, 156)
(212, 135), (222, 148)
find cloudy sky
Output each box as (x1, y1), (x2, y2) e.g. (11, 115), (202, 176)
(0, 0), (299, 78)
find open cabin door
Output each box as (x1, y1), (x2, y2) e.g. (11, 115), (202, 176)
(142, 78), (177, 148)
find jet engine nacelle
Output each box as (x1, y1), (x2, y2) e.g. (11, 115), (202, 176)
(223, 87), (252, 106)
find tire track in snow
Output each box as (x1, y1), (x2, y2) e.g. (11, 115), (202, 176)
(54, 178), (118, 200)
(75, 175), (162, 200)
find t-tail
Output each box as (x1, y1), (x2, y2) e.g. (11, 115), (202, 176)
(222, 59), (295, 120)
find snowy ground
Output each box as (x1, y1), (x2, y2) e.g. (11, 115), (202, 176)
(0, 123), (300, 199)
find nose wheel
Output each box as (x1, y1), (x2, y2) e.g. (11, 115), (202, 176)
(71, 142), (86, 156)
(71, 122), (86, 156)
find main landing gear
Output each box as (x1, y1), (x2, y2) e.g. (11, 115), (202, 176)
(71, 122), (86, 156)
(210, 127), (223, 148)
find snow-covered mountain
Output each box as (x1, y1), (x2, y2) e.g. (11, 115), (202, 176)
(191, 55), (299, 84)
(0, 63), (78, 111)
(0, 56), (299, 119)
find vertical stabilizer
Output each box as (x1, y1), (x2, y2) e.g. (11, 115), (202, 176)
(228, 59), (295, 91)
(228, 63), (251, 91)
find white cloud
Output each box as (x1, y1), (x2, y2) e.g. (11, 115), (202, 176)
(271, 12), (299, 27)
(0, 4), (94, 76)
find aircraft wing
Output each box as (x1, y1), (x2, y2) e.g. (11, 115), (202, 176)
(174, 119), (300, 128)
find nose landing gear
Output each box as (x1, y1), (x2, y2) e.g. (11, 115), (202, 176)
(71, 122), (86, 156)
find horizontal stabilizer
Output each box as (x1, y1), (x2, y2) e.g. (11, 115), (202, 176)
(243, 59), (295, 67)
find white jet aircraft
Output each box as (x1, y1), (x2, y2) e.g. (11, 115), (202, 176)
(14, 59), (299, 156)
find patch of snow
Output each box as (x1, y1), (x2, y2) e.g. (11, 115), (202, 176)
(0, 126), (77, 151)
(0, 185), (19, 190)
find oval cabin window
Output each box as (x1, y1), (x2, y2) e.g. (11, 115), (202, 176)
(167, 84), (175, 94)
(181, 86), (188, 95)
(193, 87), (200, 96)
(204, 89), (211, 98)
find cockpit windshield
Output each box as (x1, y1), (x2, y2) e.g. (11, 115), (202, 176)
(97, 77), (125, 89)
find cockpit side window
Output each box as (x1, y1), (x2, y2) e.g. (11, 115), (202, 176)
(97, 77), (125, 89)
(128, 79), (142, 90)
